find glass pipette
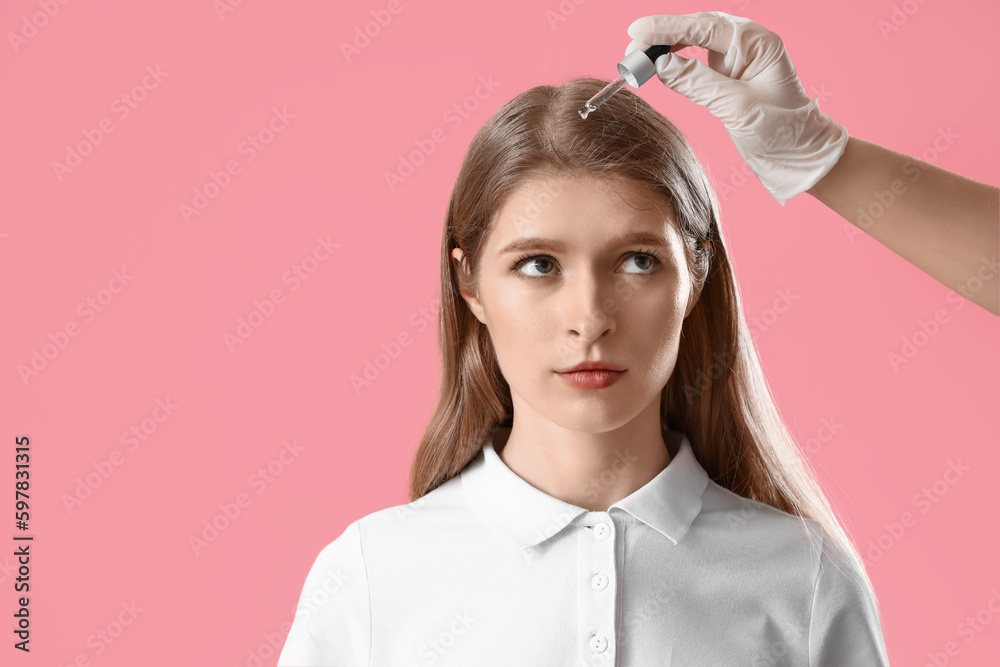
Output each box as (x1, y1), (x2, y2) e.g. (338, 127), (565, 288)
(578, 44), (672, 120)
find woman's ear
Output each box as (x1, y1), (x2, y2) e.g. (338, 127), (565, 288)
(451, 247), (487, 325)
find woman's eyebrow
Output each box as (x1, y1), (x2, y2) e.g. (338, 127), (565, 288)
(496, 230), (671, 257)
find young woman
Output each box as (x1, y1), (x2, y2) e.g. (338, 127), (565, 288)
(277, 75), (888, 666)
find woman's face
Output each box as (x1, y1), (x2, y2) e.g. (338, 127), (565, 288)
(452, 173), (699, 432)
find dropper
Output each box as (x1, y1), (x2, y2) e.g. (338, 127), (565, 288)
(578, 44), (672, 119)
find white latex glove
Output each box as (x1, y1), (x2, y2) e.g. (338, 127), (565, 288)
(624, 11), (849, 206)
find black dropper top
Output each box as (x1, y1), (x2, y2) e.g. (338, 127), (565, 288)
(643, 44), (672, 62)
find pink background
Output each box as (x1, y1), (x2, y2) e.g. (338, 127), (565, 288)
(2, 0), (998, 665)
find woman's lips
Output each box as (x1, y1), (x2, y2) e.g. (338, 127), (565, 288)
(556, 369), (625, 389)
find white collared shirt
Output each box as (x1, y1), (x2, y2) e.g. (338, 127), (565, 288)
(278, 426), (889, 666)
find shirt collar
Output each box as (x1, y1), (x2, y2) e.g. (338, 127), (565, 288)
(460, 425), (710, 550)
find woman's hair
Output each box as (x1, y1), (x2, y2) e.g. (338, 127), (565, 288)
(408, 77), (879, 618)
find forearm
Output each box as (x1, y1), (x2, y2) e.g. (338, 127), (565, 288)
(805, 136), (999, 316)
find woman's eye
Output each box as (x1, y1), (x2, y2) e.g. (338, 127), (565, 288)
(623, 254), (657, 273)
(517, 257), (556, 277)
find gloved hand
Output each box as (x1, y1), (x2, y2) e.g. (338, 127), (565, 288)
(624, 11), (849, 206)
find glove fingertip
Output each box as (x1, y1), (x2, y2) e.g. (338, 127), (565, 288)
(627, 16), (655, 38)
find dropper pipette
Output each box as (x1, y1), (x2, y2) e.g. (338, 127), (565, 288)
(578, 44), (671, 119)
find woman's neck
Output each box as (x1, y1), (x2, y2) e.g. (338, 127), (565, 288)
(493, 412), (672, 512)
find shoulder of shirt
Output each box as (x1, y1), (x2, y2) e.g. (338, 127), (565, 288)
(315, 470), (471, 555)
(698, 477), (827, 557)
(698, 479), (878, 604)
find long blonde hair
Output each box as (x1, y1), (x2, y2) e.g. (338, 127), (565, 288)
(409, 77), (879, 618)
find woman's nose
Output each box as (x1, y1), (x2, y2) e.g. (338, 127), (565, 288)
(564, 271), (617, 341)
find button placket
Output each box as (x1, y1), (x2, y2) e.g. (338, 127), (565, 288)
(577, 513), (617, 666)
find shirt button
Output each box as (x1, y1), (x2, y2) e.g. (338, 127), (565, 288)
(590, 634), (608, 653)
(591, 573), (609, 591)
(592, 522), (610, 540)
